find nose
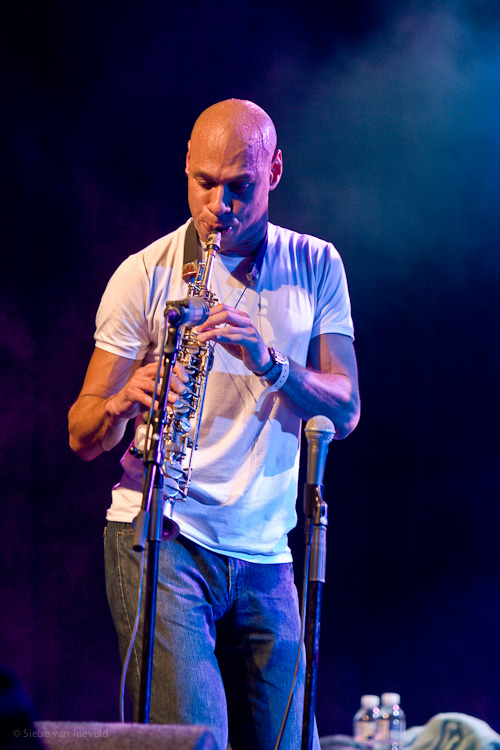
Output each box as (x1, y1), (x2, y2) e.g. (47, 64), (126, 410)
(208, 184), (232, 216)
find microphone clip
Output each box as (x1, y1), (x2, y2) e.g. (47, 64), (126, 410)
(303, 483), (327, 521)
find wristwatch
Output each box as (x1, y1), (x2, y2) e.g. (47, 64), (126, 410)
(259, 347), (289, 388)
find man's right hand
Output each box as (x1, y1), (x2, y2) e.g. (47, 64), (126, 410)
(105, 361), (190, 420)
(68, 348), (189, 461)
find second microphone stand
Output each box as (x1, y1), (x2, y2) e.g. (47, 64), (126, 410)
(301, 481), (328, 750)
(300, 416), (334, 750)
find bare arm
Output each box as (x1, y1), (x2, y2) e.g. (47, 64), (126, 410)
(196, 304), (360, 439)
(68, 347), (189, 461)
(278, 332), (360, 439)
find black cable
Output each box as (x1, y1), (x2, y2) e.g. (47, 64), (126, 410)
(119, 549), (145, 722)
(273, 534), (312, 750)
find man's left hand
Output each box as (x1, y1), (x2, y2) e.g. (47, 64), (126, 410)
(196, 303), (271, 375)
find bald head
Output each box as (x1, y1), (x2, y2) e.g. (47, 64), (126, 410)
(190, 99), (278, 169)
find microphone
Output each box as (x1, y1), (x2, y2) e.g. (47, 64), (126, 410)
(304, 415), (335, 486)
(165, 297), (210, 327)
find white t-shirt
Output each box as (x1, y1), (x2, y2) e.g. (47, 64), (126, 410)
(95, 220), (354, 563)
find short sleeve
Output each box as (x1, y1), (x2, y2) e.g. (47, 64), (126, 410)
(311, 243), (354, 340)
(94, 254), (151, 360)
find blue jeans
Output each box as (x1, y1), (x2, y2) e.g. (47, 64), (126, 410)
(104, 522), (319, 750)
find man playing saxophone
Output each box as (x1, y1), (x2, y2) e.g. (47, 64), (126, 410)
(68, 99), (360, 750)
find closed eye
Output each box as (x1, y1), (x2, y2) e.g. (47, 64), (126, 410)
(196, 178), (216, 190)
(230, 182), (251, 194)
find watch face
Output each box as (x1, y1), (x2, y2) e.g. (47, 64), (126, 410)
(261, 348), (288, 386)
(271, 348), (287, 366)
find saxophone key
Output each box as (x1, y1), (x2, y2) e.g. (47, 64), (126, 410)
(163, 477), (181, 498)
(164, 459), (184, 480)
(177, 415), (193, 434)
(173, 397), (191, 414)
(164, 440), (182, 454)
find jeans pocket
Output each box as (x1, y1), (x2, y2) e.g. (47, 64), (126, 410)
(117, 522), (135, 537)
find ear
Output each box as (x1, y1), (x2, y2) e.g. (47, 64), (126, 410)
(269, 148), (283, 191)
(185, 140), (191, 176)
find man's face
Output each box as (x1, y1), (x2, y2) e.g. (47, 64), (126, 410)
(186, 125), (282, 255)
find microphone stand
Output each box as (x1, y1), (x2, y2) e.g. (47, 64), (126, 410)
(133, 314), (181, 724)
(301, 482), (328, 750)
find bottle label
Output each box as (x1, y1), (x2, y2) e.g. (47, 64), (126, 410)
(390, 720), (405, 738)
(377, 722), (389, 740)
(354, 721), (377, 742)
(376, 719), (405, 742)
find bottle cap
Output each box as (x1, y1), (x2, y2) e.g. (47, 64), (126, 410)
(381, 693), (400, 706)
(361, 695), (380, 708)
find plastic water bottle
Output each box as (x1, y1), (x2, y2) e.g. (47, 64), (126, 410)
(353, 695), (380, 748)
(375, 693), (406, 750)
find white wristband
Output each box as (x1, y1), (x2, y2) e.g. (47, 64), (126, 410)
(269, 355), (289, 391)
(254, 355), (290, 412)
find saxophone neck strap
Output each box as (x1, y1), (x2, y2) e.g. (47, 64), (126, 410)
(182, 220), (200, 278)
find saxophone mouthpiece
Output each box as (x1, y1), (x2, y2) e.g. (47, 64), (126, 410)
(206, 231), (222, 252)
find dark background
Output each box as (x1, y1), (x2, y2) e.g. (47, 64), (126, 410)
(1, 0), (499, 739)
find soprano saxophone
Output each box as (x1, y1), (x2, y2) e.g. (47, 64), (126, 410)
(160, 229), (221, 513)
